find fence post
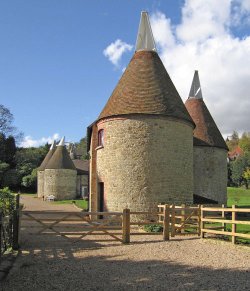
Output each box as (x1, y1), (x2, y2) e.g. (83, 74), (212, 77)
(171, 204), (175, 237)
(198, 205), (201, 236)
(200, 205), (205, 238)
(0, 211), (2, 262)
(13, 194), (20, 250)
(221, 204), (226, 231)
(181, 204), (185, 233)
(122, 208), (130, 244)
(232, 205), (236, 244)
(163, 204), (170, 241)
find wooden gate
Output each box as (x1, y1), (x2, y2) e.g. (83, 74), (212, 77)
(21, 210), (123, 243)
(21, 206), (201, 245)
(158, 204), (200, 237)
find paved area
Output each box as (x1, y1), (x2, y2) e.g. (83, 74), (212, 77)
(20, 195), (80, 212)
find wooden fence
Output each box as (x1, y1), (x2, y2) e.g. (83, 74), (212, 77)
(0, 194), (20, 263)
(201, 205), (250, 244)
(158, 204), (200, 237)
(21, 204), (200, 244)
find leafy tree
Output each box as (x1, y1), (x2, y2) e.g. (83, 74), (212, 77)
(226, 130), (239, 151)
(75, 137), (89, 160)
(22, 168), (37, 190)
(239, 132), (250, 153)
(2, 169), (21, 189)
(243, 167), (250, 189)
(15, 145), (48, 191)
(231, 153), (250, 188)
(0, 187), (15, 216)
(0, 134), (16, 165)
(0, 162), (10, 187)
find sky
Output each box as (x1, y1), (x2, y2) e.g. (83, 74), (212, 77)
(0, 0), (250, 147)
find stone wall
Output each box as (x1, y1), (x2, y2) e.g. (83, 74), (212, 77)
(37, 171), (44, 198)
(44, 169), (77, 200)
(193, 146), (227, 204)
(90, 115), (194, 213)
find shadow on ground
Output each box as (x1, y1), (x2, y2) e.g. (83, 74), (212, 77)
(1, 232), (249, 291)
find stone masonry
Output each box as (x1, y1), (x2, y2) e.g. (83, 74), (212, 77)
(193, 147), (227, 204)
(44, 169), (77, 200)
(90, 115), (194, 213)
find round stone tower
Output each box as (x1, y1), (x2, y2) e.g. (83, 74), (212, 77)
(185, 71), (228, 204)
(37, 141), (56, 198)
(89, 12), (195, 213)
(44, 137), (77, 200)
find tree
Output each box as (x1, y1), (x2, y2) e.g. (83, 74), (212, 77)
(243, 167), (250, 189)
(226, 130), (239, 151)
(239, 132), (250, 153)
(230, 153), (250, 188)
(0, 162), (10, 187)
(0, 105), (15, 135)
(22, 169), (37, 190)
(15, 145), (48, 191)
(0, 104), (23, 142)
(75, 137), (89, 160)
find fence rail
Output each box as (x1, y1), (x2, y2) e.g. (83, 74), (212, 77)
(21, 204), (201, 244)
(201, 204), (250, 244)
(19, 203), (250, 246)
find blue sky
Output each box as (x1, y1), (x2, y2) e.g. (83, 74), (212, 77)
(0, 0), (250, 146)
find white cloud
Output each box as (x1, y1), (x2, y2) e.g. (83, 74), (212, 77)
(150, 11), (175, 50)
(176, 0), (231, 43)
(20, 133), (60, 148)
(103, 39), (133, 67)
(149, 1), (250, 136)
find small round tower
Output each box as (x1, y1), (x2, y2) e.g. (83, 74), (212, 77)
(185, 71), (228, 204)
(37, 141), (56, 198)
(89, 12), (195, 213)
(44, 137), (77, 200)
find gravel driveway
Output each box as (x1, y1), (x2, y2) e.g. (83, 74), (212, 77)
(1, 195), (249, 291)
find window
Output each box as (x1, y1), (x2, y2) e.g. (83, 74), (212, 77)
(98, 129), (104, 147)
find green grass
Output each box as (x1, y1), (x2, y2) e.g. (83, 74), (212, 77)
(53, 199), (88, 210)
(204, 188), (250, 244)
(227, 187), (250, 207)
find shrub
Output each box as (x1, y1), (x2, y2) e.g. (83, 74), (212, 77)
(0, 187), (15, 216)
(144, 224), (163, 233)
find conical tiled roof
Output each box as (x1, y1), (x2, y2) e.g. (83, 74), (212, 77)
(98, 12), (194, 126)
(99, 50), (194, 125)
(37, 141), (56, 171)
(185, 71), (228, 150)
(45, 137), (76, 170)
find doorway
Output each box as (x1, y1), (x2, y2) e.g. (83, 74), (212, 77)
(98, 182), (104, 216)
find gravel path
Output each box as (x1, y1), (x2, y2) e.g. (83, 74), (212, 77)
(1, 196), (249, 291)
(20, 195), (80, 212)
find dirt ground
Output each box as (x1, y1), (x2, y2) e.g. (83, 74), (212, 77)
(1, 195), (249, 291)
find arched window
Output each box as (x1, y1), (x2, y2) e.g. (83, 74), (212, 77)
(98, 129), (104, 147)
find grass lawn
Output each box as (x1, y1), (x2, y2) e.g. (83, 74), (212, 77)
(227, 187), (250, 207)
(53, 199), (88, 210)
(204, 187), (250, 244)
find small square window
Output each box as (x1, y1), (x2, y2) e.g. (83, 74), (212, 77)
(98, 129), (104, 147)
